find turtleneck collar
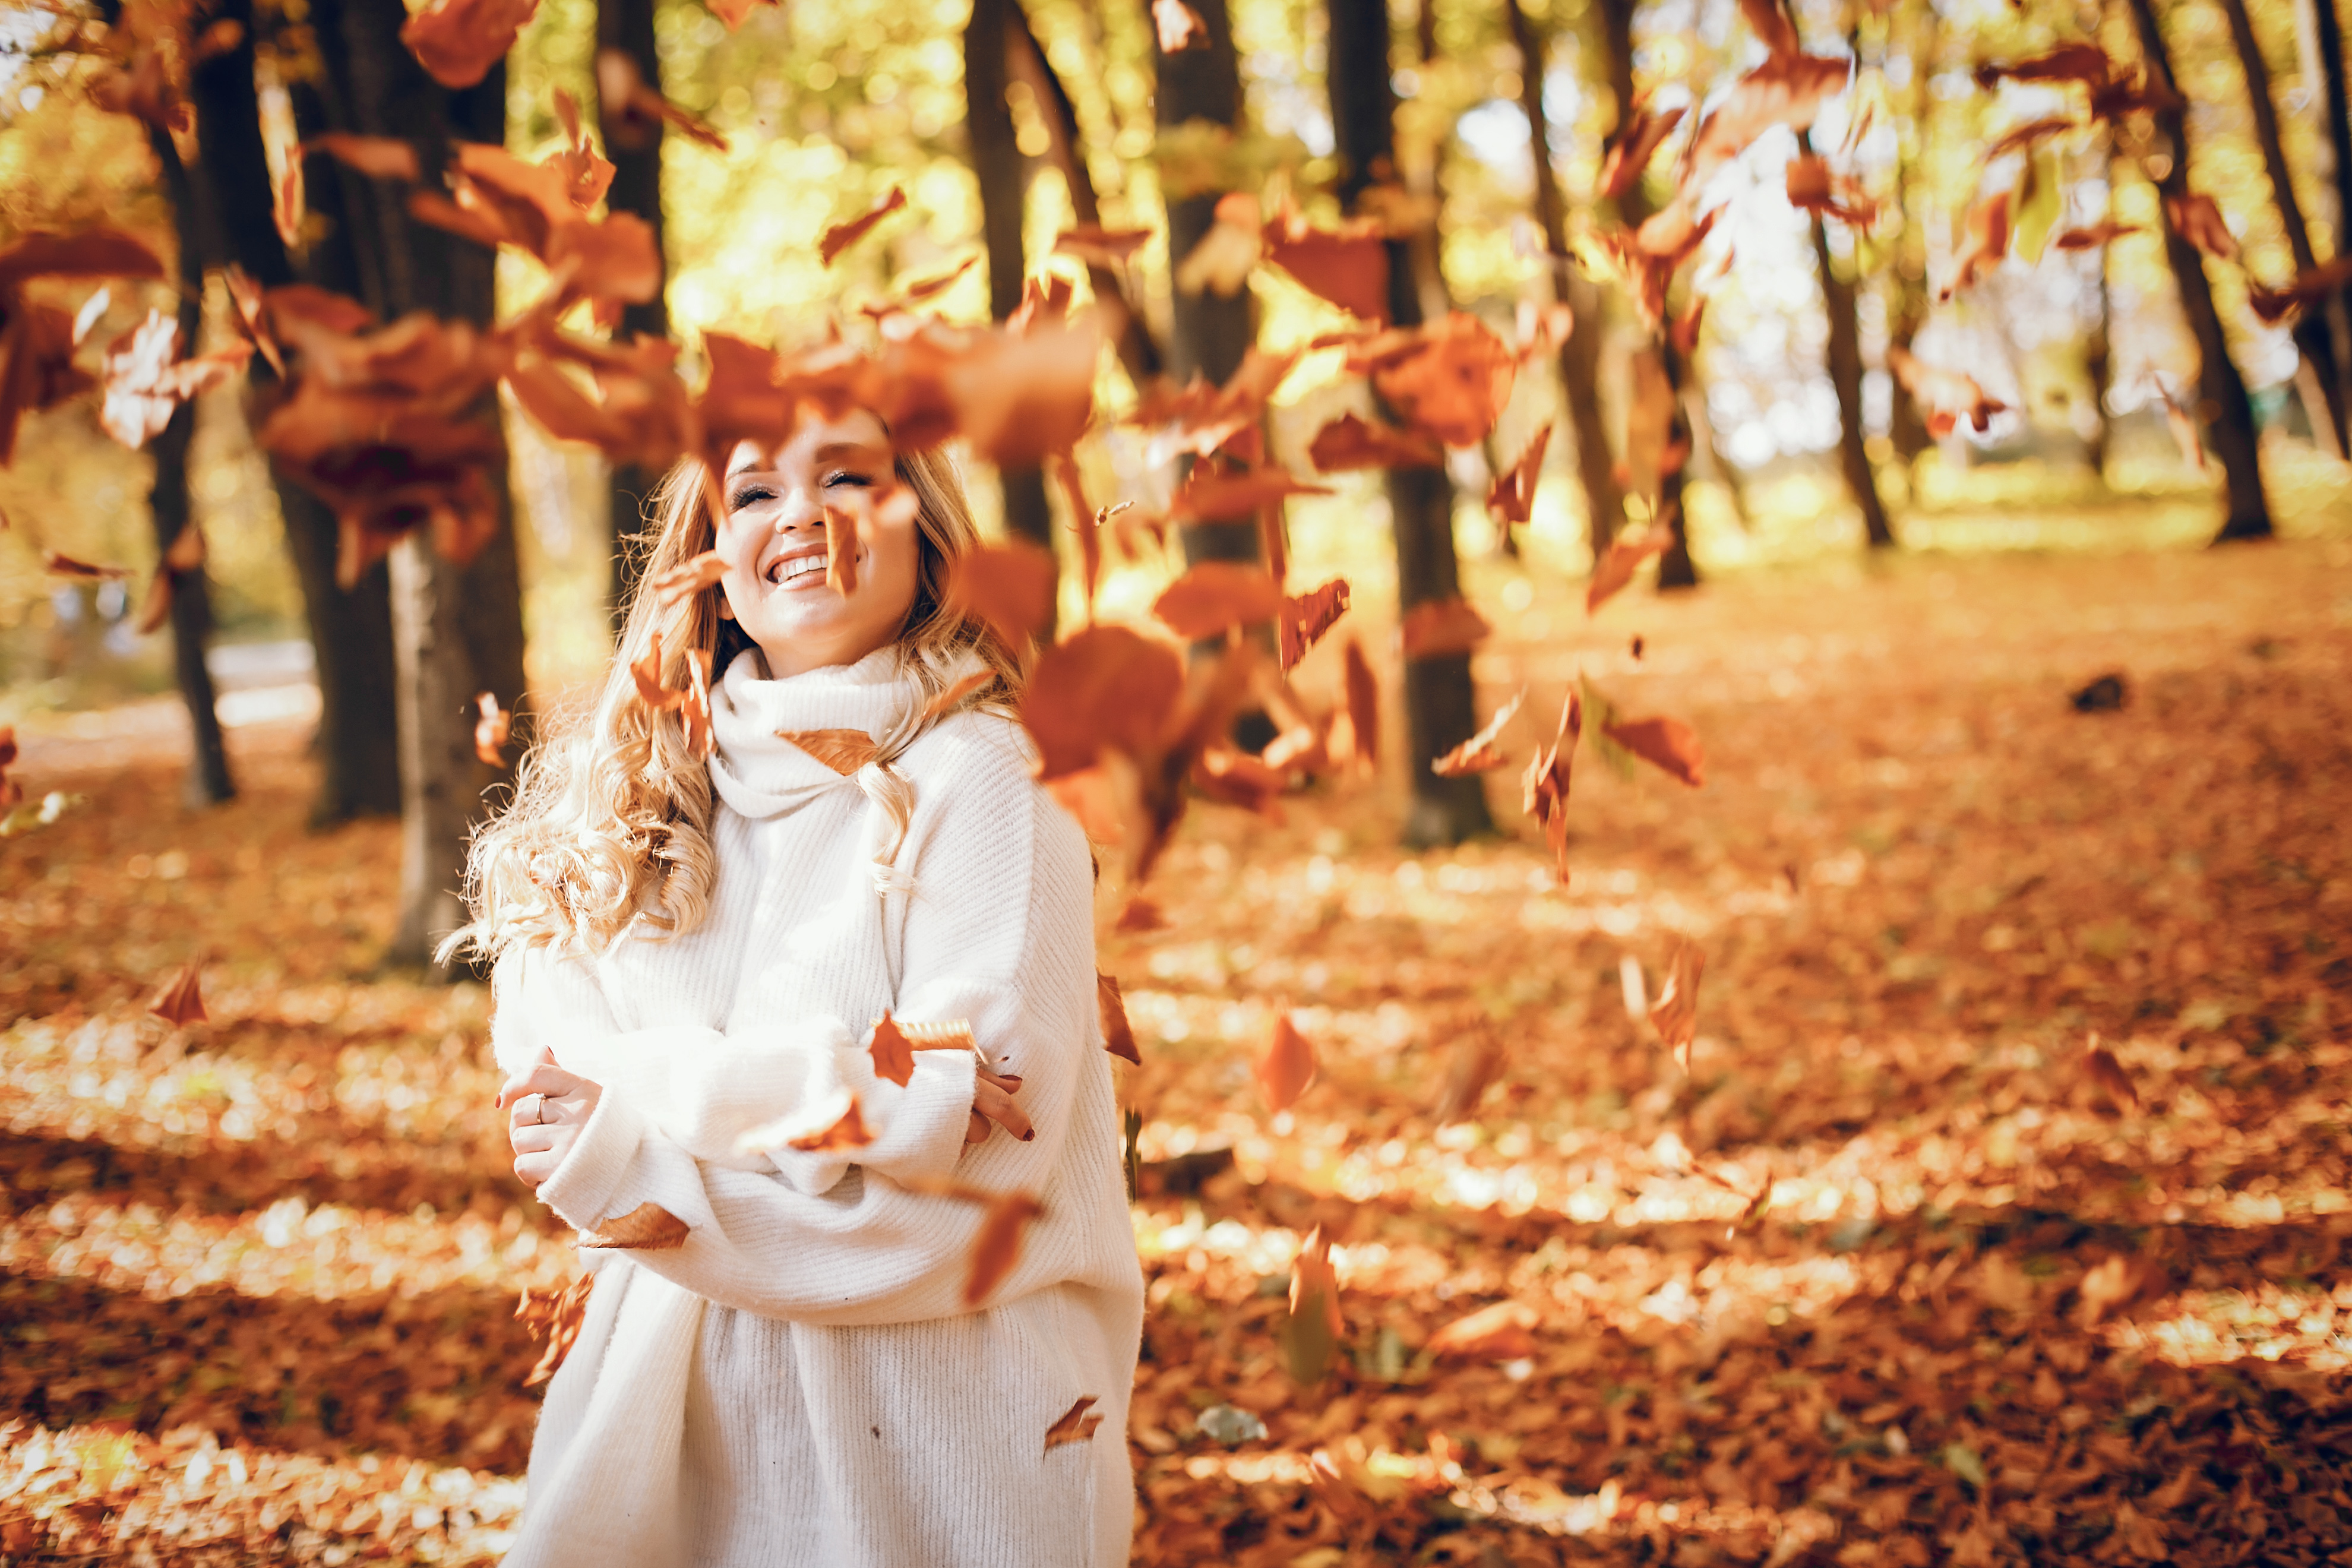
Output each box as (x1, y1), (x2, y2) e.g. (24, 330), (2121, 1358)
(707, 644), (919, 818)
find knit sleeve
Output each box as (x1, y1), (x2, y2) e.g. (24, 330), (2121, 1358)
(532, 723), (1102, 1325)
(498, 946), (978, 1187)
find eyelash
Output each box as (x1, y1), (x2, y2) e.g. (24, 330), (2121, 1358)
(728, 472), (872, 511)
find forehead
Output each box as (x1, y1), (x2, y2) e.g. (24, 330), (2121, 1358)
(725, 410), (891, 478)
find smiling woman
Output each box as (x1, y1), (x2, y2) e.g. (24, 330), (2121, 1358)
(439, 426), (1143, 1568)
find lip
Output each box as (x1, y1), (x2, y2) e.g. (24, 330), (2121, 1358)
(760, 542), (830, 589)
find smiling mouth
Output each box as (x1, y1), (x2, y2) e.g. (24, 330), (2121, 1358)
(764, 552), (830, 587)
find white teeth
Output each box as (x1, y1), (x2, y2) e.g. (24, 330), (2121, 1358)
(767, 554), (827, 585)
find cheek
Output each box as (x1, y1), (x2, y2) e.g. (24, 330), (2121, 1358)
(870, 522), (923, 603)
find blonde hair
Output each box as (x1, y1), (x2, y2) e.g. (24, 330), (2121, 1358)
(447, 445), (1026, 964)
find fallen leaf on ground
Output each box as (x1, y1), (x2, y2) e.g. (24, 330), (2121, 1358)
(1425, 1299), (1539, 1360)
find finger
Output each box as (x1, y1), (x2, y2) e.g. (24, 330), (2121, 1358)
(966, 1109), (991, 1146)
(974, 1082), (1034, 1142)
(498, 1063), (587, 1110)
(514, 1150), (557, 1188)
(509, 1124), (558, 1156)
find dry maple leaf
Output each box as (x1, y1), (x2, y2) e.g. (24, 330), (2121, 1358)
(1165, 461), (1332, 526)
(1486, 425), (1551, 527)
(1941, 190), (2012, 302)
(1426, 1300), (1539, 1361)
(1114, 896), (1165, 933)
(2246, 255), (2352, 323)
(788, 1093), (874, 1152)
(1043, 1396), (1104, 1452)
(99, 311), (254, 449)
(1784, 154), (1878, 229)
(1399, 596), (1490, 661)
(681, 646), (715, 760)
(1098, 973), (1140, 1064)
(1975, 41), (2113, 93)
(1191, 745), (1286, 817)
(1153, 0), (1209, 52)
(147, 959), (207, 1027)
(1678, 52), (1850, 197)
(631, 628), (683, 710)
(2050, 218), (2141, 252)
(45, 553), (134, 580)
(1649, 938), (1706, 1073)
(1433, 688), (1525, 777)
(1521, 689), (1581, 884)
(820, 187), (908, 265)
(400, 0), (540, 89)
(2083, 1035), (2138, 1112)
(515, 1274), (593, 1386)
(2163, 192), (2238, 262)
(1288, 1222), (1344, 1373)
(1346, 312), (1517, 447)
(1435, 1028), (1504, 1124)
(1257, 1011), (1316, 1114)
(1604, 715), (1706, 787)
(946, 539), (1058, 646)
(1153, 561), (1284, 641)
(1601, 97), (1687, 201)
(594, 49), (728, 154)
(779, 729), (880, 775)
(1886, 345), (2007, 438)
(473, 691), (511, 768)
(965, 1190), (1045, 1305)
(1261, 208), (1390, 321)
(824, 501), (863, 598)
(1986, 116), (2079, 162)
(578, 1200), (690, 1250)
(1307, 411), (1443, 473)
(648, 550), (727, 612)
(1022, 625), (1186, 780)
(1278, 577), (1350, 671)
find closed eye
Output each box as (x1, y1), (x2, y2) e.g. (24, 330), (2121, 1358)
(823, 470), (875, 490)
(729, 483), (775, 510)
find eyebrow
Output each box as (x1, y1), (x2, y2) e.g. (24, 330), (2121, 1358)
(723, 440), (889, 483)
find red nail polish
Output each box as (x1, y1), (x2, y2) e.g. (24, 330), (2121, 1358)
(1020, 1130), (1035, 1141)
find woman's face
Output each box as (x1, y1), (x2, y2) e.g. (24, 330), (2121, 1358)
(713, 412), (922, 679)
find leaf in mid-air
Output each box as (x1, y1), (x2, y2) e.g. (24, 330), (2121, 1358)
(148, 960), (207, 1028)
(1648, 938), (1706, 1073)
(578, 1200), (690, 1250)
(1256, 1013), (1316, 1114)
(1044, 1395), (1105, 1452)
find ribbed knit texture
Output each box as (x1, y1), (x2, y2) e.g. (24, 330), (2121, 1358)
(491, 647), (1143, 1568)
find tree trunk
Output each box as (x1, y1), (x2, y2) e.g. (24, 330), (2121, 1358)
(313, 0), (530, 969)
(2126, 0), (2275, 541)
(1886, 5), (1939, 470)
(1006, 4), (1161, 388)
(1503, 0), (1624, 555)
(191, 0), (401, 823)
(2220, 0), (2348, 456)
(2086, 227), (2115, 479)
(599, 0), (669, 611)
(2309, 0), (2352, 419)
(142, 127), (235, 808)
(1804, 137), (1895, 548)
(1329, 0), (1489, 846)
(965, 0), (1057, 569)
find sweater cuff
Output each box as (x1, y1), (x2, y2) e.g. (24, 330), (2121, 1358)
(539, 1086), (649, 1235)
(866, 1046), (980, 1186)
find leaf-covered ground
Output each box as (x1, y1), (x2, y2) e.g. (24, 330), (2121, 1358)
(5, 538), (2352, 1565)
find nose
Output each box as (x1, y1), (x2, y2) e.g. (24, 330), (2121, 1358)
(773, 479), (826, 536)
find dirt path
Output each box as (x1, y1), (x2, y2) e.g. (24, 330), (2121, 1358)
(4, 539), (2350, 1564)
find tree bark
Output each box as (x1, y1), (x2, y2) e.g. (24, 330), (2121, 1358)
(1885, 5), (1938, 470)
(2126, 0), (2275, 542)
(1504, 0), (1624, 555)
(312, 0), (530, 969)
(965, 0), (1057, 570)
(2086, 227), (2115, 479)
(1329, 0), (1489, 846)
(2309, 0), (2352, 418)
(598, 0), (669, 611)
(2219, 0), (2347, 456)
(1803, 137), (1895, 548)
(191, 0), (401, 823)
(142, 127), (235, 808)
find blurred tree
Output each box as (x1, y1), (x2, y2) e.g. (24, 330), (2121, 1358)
(191, 0), (402, 824)
(1155, 0), (1263, 589)
(597, 0), (669, 611)
(1503, 0), (1625, 557)
(1883, 4), (1937, 472)
(1328, 0), (1489, 846)
(2125, 0), (2273, 541)
(2309, 0), (2352, 418)
(307, 0), (529, 969)
(1802, 128), (1894, 548)
(2217, 0), (2347, 457)
(2085, 147), (2117, 480)
(966, 0), (1057, 568)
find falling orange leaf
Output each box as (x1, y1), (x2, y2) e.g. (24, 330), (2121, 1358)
(1153, 561), (1284, 641)
(1485, 425), (1551, 526)
(1307, 412), (1443, 473)
(1290, 1222), (1343, 1341)
(649, 550), (727, 612)
(780, 729), (881, 775)
(1098, 973), (1140, 1064)
(2050, 219), (2141, 252)
(1604, 715), (1706, 787)
(1020, 626), (1186, 781)
(820, 187), (908, 265)
(515, 1274), (593, 1386)
(1521, 689), (1581, 884)
(1044, 1395), (1104, 1451)
(400, 0), (541, 90)
(965, 1190), (1046, 1305)
(147, 959), (207, 1027)
(870, 1012), (915, 1088)
(1054, 226), (1155, 267)
(2084, 1035), (2138, 1112)
(2164, 192), (2239, 262)
(787, 1093), (874, 1152)
(579, 1200), (690, 1250)
(1399, 596), (1490, 660)
(1331, 640), (1379, 771)
(921, 669), (998, 719)
(1278, 577), (1350, 671)
(1432, 689), (1525, 777)
(473, 691), (511, 768)
(1346, 312), (1517, 447)
(631, 628), (682, 711)
(1165, 463), (1332, 526)
(947, 539), (1059, 646)
(1887, 345), (2008, 438)
(1256, 1011), (1316, 1113)
(681, 646), (715, 760)
(1601, 97), (1687, 201)
(1261, 208), (1391, 321)
(1649, 938), (1706, 1073)
(1115, 896), (1166, 933)
(1153, 0), (1210, 51)
(1941, 190), (2012, 302)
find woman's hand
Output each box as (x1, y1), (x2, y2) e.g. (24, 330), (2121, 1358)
(498, 1045), (605, 1190)
(966, 1065), (1032, 1146)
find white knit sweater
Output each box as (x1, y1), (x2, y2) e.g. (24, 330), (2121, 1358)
(489, 647), (1143, 1568)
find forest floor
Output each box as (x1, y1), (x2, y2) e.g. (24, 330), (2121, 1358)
(4, 533), (2352, 1565)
